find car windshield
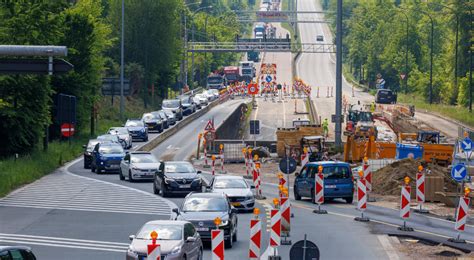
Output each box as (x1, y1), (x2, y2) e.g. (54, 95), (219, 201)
(310, 166), (351, 179)
(131, 154), (158, 163)
(136, 224), (182, 240)
(182, 197), (228, 212)
(108, 128), (128, 135)
(181, 98), (190, 105)
(142, 113), (158, 121)
(242, 68), (252, 74)
(86, 141), (99, 152)
(97, 135), (117, 142)
(99, 145), (123, 154)
(208, 77), (223, 84)
(165, 163), (195, 173)
(125, 120), (144, 127)
(157, 111), (167, 118)
(359, 112), (373, 121)
(214, 179), (248, 189)
(162, 100), (180, 108)
(226, 74), (238, 80)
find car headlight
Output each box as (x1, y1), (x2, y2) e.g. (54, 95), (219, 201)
(141, 128), (146, 133)
(170, 246), (181, 255)
(219, 220), (229, 227)
(127, 248), (138, 257)
(131, 166), (139, 171)
(164, 177), (174, 184)
(245, 195), (254, 201)
(193, 178), (202, 184)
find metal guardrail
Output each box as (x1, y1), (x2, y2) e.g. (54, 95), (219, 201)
(187, 42), (336, 53)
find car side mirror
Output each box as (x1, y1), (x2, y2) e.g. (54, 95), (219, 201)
(197, 170), (202, 174)
(250, 184), (256, 189)
(186, 236), (197, 243)
(129, 235), (136, 241)
(172, 208), (180, 215)
(82, 144), (87, 148)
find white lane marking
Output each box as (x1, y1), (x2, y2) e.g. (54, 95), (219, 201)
(167, 145), (173, 149)
(0, 236), (127, 249)
(377, 235), (400, 260)
(0, 233), (129, 245)
(0, 239), (126, 253)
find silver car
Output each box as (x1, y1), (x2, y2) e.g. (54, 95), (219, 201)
(163, 110), (177, 125)
(97, 134), (121, 145)
(127, 220), (203, 260)
(208, 176), (255, 211)
(107, 127), (132, 149)
(119, 152), (160, 182)
(194, 94), (209, 106)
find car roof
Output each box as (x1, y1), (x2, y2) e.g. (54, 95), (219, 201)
(187, 192), (225, 198)
(127, 118), (142, 121)
(88, 139), (99, 143)
(0, 245), (32, 251)
(99, 142), (121, 147)
(306, 161), (349, 166)
(213, 176), (245, 180)
(145, 220), (188, 226)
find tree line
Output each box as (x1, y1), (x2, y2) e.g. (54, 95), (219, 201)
(324, 0), (472, 107)
(0, 0), (252, 156)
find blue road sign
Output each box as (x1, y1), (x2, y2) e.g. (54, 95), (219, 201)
(265, 75), (272, 83)
(460, 137), (473, 152)
(451, 163), (467, 182)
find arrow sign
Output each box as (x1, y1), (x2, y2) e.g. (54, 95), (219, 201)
(266, 75), (272, 83)
(451, 163), (467, 182)
(461, 137), (472, 152)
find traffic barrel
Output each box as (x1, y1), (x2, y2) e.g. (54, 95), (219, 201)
(355, 170), (369, 222)
(211, 155), (216, 176)
(415, 165), (429, 214)
(270, 209), (281, 248)
(147, 231), (161, 260)
(398, 177), (414, 231)
(212, 217), (225, 260)
(249, 208), (261, 259)
(313, 166), (327, 214)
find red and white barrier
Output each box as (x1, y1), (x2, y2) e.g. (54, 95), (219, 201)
(147, 243), (161, 260)
(357, 178), (367, 211)
(416, 170), (427, 214)
(211, 229), (224, 260)
(455, 197), (470, 232)
(400, 184), (411, 219)
(212, 157), (215, 176)
(315, 172), (324, 205)
(249, 219), (261, 260)
(300, 152), (309, 167)
(270, 209), (281, 247)
(363, 160), (372, 192)
(280, 197), (291, 233)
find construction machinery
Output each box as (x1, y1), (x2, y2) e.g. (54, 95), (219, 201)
(344, 104), (378, 139)
(301, 136), (327, 162)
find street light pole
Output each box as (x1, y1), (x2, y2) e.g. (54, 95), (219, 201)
(335, 0), (343, 148)
(417, 9), (434, 104)
(119, 0), (124, 120)
(470, 9), (473, 112)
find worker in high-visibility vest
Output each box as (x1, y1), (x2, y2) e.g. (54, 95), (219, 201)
(322, 118), (329, 138)
(370, 102), (376, 112)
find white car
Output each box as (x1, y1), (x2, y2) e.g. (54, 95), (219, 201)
(194, 94), (209, 106)
(120, 151), (160, 182)
(202, 90), (215, 101)
(107, 127), (132, 149)
(207, 176), (255, 211)
(207, 89), (220, 99)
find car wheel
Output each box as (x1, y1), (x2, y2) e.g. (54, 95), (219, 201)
(153, 182), (159, 195)
(225, 232), (233, 248)
(161, 183), (168, 197)
(294, 188), (301, 200)
(129, 171), (134, 182)
(144, 136), (149, 142)
(91, 164), (96, 173)
(119, 168), (125, 180)
(345, 197), (353, 204)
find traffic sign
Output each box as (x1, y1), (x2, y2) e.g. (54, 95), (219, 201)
(289, 238), (320, 260)
(205, 120), (215, 131)
(400, 73), (406, 80)
(60, 123), (75, 137)
(460, 137), (473, 152)
(250, 120), (260, 135)
(279, 157), (297, 174)
(204, 130), (216, 142)
(265, 75), (272, 83)
(248, 83), (259, 95)
(451, 163), (467, 182)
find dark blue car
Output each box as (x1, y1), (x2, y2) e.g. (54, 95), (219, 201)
(125, 119), (148, 141)
(91, 142), (125, 174)
(294, 161), (354, 204)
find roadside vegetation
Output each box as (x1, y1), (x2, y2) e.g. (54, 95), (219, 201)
(323, 0), (472, 119)
(0, 0), (257, 196)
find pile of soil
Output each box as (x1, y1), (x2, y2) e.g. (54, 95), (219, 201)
(372, 158), (458, 196)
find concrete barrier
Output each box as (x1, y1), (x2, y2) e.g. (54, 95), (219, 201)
(137, 95), (230, 152)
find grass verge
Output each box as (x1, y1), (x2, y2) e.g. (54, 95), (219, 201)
(397, 94), (474, 128)
(0, 96), (149, 197)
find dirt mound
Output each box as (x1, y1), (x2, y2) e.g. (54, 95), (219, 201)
(372, 158), (458, 196)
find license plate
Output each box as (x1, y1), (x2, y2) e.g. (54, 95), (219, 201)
(108, 165), (119, 169)
(232, 202), (241, 206)
(325, 185), (336, 188)
(196, 227), (209, 232)
(179, 184), (191, 188)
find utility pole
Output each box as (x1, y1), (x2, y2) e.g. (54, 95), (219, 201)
(119, 0), (125, 120)
(470, 9), (473, 112)
(335, 0), (342, 148)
